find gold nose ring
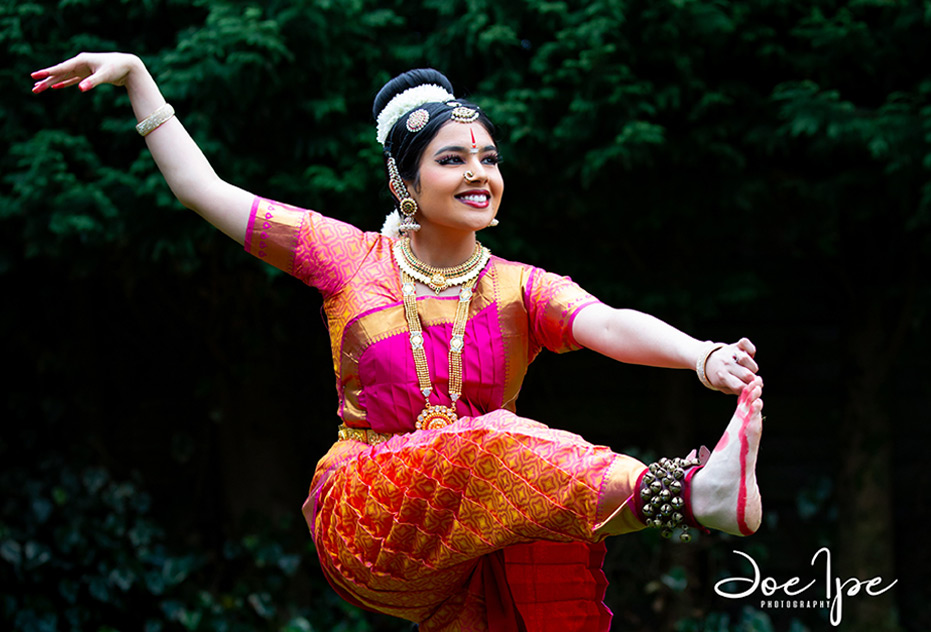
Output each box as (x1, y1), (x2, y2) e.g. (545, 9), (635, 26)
(463, 170), (479, 183)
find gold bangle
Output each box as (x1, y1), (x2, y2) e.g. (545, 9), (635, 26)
(135, 103), (175, 137)
(696, 342), (724, 391)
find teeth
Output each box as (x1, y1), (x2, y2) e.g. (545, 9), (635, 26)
(459, 194), (488, 203)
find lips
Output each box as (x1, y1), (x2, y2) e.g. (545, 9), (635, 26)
(455, 190), (491, 207)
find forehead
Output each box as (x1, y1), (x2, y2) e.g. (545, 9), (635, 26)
(425, 121), (495, 150)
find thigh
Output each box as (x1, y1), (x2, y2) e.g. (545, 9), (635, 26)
(314, 411), (622, 581)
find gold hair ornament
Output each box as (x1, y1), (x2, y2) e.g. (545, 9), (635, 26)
(406, 108), (430, 133)
(376, 84), (455, 145)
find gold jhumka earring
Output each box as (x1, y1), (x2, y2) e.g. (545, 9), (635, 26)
(386, 154), (420, 233)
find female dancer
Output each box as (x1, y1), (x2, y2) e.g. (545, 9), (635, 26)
(32, 53), (764, 631)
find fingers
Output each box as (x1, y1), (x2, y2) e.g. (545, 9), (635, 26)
(31, 54), (92, 94)
(31, 69), (56, 93)
(32, 69), (77, 94)
(736, 337), (756, 358)
(32, 53), (136, 95)
(33, 75), (86, 94)
(707, 341), (761, 395)
(726, 338), (759, 374)
(55, 77), (85, 90)
(714, 371), (752, 395)
(733, 349), (759, 374)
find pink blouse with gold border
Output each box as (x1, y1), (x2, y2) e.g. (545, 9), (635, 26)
(244, 197), (600, 435)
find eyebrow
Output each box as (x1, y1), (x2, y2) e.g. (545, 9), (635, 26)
(433, 144), (497, 156)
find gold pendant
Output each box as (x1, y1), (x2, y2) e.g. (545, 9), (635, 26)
(428, 272), (448, 293)
(416, 404), (458, 430)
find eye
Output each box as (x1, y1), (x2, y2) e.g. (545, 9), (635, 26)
(437, 154), (464, 165)
(482, 153), (502, 166)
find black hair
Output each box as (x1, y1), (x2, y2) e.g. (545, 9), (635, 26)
(373, 68), (496, 189)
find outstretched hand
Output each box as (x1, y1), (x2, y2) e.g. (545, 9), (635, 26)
(32, 52), (141, 94)
(705, 337), (760, 395)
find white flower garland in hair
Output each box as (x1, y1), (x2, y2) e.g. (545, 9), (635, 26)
(375, 84), (455, 145)
(381, 209), (403, 239)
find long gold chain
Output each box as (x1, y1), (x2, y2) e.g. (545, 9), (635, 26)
(401, 272), (479, 430)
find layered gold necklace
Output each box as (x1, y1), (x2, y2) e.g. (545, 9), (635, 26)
(396, 236), (489, 294)
(394, 237), (491, 430)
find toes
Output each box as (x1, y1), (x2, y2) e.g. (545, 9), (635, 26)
(737, 385), (754, 408)
(738, 378), (763, 405)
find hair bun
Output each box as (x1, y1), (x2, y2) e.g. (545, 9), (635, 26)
(372, 68), (455, 120)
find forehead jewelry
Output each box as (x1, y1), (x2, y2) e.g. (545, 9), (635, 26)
(450, 103), (479, 124)
(469, 128), (479, 154)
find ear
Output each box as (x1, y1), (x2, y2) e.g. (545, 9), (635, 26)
(390, 176), (419, 199)
(388, 179), (403, 200)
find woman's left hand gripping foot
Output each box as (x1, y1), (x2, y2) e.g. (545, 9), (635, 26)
(691, 377), (764, 536)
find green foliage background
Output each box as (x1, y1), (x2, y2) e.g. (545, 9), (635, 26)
(2, 0), (929, 630)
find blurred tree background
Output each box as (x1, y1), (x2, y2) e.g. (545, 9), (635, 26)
(2, 0), (929, 630)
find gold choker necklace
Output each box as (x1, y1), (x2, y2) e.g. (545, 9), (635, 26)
(394, 237), (489, 294)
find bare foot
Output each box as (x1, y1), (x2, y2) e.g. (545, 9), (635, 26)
(691, 377), (764, 536)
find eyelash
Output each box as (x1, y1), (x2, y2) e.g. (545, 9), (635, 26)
(437, 153), (502, 166)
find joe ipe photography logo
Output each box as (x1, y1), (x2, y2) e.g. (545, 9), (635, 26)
(713, 547), (897, 626)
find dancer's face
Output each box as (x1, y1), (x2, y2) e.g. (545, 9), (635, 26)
(409, 121), (503, 236)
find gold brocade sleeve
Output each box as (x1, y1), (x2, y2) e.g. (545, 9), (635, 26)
(243, 197), (385, 298)
(244, 197), (306, 275)
(524, 267), (601, 355)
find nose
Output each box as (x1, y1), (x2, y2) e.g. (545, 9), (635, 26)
(467, 156), (488, 182)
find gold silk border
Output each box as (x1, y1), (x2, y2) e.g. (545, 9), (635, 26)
(338, 284), (496, 425)
(247, 198), (305, 274)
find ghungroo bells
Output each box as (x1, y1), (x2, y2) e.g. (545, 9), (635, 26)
(638, 455), (703, 542)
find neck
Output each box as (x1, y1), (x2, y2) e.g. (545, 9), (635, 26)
(408, 228), (478, 268)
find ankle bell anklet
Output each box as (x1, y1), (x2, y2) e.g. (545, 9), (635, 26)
(637, 455), (706, 542)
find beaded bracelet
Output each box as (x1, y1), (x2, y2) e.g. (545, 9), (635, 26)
(135, 103), (175, 137)
(696, 341), (725, 391)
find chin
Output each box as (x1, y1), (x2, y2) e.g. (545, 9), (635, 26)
(469, 210), (498, 229)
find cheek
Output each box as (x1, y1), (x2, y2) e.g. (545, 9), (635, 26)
(493, 175), (505, 198)
(413, 170), (443, 197)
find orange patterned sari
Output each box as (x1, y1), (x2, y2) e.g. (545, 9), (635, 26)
(245, 198), (647, 630)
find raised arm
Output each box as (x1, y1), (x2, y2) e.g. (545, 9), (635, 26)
(32, 52), (253, 244)
(572, 303), (759, 395)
